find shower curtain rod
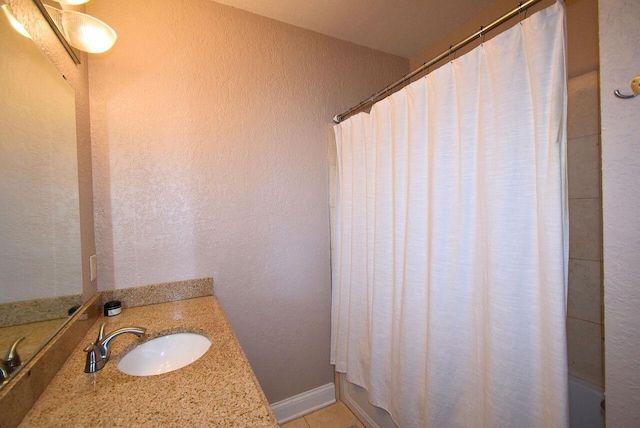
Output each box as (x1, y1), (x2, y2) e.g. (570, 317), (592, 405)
(332, 0), (543, 123)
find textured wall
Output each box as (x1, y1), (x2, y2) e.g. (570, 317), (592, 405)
(87, 0), (407, 402)
(599, 0), (640, 424)
(7, 0), (96, 302)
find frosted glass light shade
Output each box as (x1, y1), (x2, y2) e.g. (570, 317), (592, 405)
(43, 4), (63, 30)
(60, 10), (116, 53)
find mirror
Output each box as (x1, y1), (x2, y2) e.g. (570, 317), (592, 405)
(0, 4), (82, 387)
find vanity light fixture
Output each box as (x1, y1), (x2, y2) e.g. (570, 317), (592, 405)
(1, 1), (32, 39)
(45, 2), (116, 54)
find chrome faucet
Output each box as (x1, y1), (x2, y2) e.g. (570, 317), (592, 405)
(84, 323), (146, 373)
(0, 337), (25, 383)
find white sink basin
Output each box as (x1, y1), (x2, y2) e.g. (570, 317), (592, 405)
(118, 332), (211, 376)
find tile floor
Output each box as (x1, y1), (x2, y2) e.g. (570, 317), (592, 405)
(281, 401), (365, 428)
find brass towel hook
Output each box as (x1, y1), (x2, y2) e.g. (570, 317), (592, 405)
(614, 75), (640, 99)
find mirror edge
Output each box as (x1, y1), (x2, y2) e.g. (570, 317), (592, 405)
(31, 0), (80, 64)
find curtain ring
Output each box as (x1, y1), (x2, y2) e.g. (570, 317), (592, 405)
(448, 45), (457, 63)
(422, 62), (430, 78)
(479, 26), (485, 45)
(518, 1), (524, 25)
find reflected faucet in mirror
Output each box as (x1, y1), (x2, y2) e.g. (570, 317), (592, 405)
(0, 337), (24, 383)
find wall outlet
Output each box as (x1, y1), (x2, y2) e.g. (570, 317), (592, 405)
(89, 254), (97, 281)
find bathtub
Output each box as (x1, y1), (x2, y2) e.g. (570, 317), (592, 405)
(339, 374), (605, 428)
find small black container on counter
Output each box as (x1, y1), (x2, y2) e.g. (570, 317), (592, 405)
(68, 305), (81, 316)
(104, 301), (122, 317)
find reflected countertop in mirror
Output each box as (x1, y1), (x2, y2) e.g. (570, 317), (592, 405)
(0, 2), (83, 386)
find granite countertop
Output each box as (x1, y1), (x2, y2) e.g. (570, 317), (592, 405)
(20, 296), (279, 427)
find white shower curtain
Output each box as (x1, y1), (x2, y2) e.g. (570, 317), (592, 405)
(331, 3), (568, 427)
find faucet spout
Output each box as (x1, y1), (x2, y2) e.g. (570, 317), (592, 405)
(98, 326), (146, 357)
(84, 323), (146, 373)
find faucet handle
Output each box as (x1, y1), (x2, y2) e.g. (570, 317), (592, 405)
(83, 343), (106, 373)
(4, 337), (24, 370)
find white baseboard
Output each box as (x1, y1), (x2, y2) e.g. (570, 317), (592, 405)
(270, 383), (336, 424)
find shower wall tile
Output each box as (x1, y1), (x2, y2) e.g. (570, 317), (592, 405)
(568, 259), (602, 324)
(565, 70), (603, 387)
(569, 198), (603, 261)
(568, 135), (601, 199)
(567, 70), (600, 139)
(567, 316), (604, 386)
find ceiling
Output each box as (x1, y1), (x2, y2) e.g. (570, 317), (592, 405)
(213, 0), (497, 59)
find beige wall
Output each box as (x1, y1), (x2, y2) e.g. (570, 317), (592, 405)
(86, 0), (407, 402)
(599, 0), (640, 424)
(7, 0), (97, 302)
(408, 0), (604, 389)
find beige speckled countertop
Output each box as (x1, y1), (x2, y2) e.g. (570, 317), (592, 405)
(20, 296), (279, 427)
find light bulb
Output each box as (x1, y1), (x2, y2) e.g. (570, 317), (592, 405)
(60, 10), (116, 53)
